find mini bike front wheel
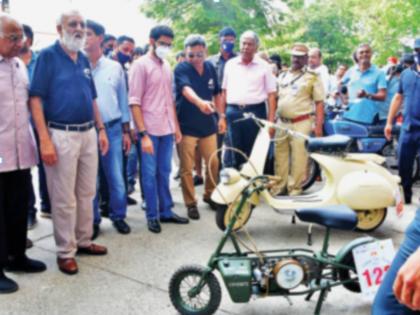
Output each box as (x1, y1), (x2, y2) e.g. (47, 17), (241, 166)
(337, 250), (361, 293)
(355, 208), (387, 232)
(215, 201), (254, 231)
(169, 265), (221, 315)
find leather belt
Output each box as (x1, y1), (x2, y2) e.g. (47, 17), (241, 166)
(280, 114), (312, 124)
(228, 102), (265, 110)
(48, 121), (95, 132)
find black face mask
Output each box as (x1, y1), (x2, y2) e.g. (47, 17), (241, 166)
(117, 51), (132, 65)
(103, 47), (113, 56)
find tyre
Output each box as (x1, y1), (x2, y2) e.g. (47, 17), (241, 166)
(337, 250), (361, 293)
(215, 201), (254, 231)
(355, 208), (387, 232)
(301, 157), (320, 191)
(169, 265), (222, 315)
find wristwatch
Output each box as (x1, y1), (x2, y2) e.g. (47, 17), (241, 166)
(139, 130), (148, 138)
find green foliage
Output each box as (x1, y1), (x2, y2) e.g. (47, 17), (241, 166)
(141, 0), (419, 68)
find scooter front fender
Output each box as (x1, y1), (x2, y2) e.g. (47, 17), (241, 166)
(211, 178), (259, 205)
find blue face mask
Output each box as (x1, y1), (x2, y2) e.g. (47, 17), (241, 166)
(416, 52), (420, 65)
(117, 51), (131, 65)
(222, 41), (234, 54)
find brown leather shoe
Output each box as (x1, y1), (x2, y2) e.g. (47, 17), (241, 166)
(57, 258), (78, 275)
(77, 243), (107, 256)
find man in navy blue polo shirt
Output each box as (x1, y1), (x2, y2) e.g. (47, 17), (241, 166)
(385, 37), (420, 204)
(29, 10), (109, 275)
(174, 34), (225, 219)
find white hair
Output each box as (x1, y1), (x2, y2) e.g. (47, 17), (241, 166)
(240, 30), (260, 47)
(0, 13), (22, 38)
(56, 9), (84, 26)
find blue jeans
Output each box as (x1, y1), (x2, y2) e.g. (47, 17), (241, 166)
(127, 144), (138, 188)
(398, 128), (420, 202)
(372, 209), (420, 314)
(93, 122), (127, 224)
(141, 134), (174, 220)
(226, 103), (267, 169)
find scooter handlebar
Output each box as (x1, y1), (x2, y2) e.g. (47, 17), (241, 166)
(242, 113), (309, 140)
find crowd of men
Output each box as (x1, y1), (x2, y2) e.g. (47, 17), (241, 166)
(0, 8), (419, 314)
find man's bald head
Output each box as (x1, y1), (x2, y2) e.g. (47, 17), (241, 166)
(0, 13), (24, 58)
(308, 47), (323, 69)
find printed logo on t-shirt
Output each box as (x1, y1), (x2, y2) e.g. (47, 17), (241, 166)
(208, 78), (215, 91)
(84, 68), (92, 80)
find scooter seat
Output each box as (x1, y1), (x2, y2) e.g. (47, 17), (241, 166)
(295, 205), (358, 230)
(306, 135), (351, 153)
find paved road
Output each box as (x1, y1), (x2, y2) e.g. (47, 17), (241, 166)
(0, 177), (417, 315)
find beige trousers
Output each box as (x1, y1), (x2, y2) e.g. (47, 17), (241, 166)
(180, 134), (219, 207)
(44, 128), (98, 258)
(274, 119), (312, 196)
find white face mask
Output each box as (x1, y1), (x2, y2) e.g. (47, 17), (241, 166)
(62, 29), (85, 52)
(155, 45), (171, 60)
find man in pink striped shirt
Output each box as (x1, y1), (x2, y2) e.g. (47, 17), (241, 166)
(220, 30), (277, 168)
(0, 13), (46, 294)
(129, 25), (189, 234)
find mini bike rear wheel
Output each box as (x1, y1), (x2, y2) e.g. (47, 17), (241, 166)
(337, 251), (361, 293)
(355, 208), (387, 232)
(301, 157), (320, 191)
(169, 265), (221, 315)
(215, 201), (253, 231)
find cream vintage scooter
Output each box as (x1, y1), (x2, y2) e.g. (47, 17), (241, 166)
(211, 113), (404, 232)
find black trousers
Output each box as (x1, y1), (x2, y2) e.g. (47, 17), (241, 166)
(0, 169), (31, 267)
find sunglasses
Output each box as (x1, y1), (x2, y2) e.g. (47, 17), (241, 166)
(68, 21), (86, 29)
(187, 52), (205, 59)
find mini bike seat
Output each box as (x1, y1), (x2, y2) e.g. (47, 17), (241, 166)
(306, 135), (351, 153)
(295, 205), (358, 230)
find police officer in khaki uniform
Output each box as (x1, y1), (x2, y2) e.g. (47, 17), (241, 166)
(274, 44), (324, 196)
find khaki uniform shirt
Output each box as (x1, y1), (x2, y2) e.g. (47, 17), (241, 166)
(276, 68), (325, 119)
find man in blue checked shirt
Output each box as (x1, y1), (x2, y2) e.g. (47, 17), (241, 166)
(342, 43), (387, 125)
(85, 20), (132, 238)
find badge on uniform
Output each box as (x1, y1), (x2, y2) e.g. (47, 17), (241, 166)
(291, 84), (299, 96)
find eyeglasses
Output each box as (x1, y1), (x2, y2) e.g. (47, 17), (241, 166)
(68, 21), (86, 29)
(156, 41), (172, 48)
(187, 52), (205, 59)
(4, 34), (26, 44)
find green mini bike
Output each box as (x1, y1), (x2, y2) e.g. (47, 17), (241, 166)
(169, 175), (376, 315)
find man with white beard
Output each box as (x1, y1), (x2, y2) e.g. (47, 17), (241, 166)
(29, 10), (109, 275)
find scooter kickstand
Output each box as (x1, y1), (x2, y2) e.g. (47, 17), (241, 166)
(292, 214), (296, 224)
(314, 289), (327, 315)
(305, 291), (314, 301)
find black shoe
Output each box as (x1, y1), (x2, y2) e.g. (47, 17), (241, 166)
(127, 196), (138, 205)
(127, 184), (135, 195)
(405, 194), (412, 205)
(27, 214), (38, 230)
(26, 238), (33, 249)
(160, 213), (189, 224)
(187, 206), (200, 220)
(6, 257), (46, 273)
(40, 209), (51, 219)
(0, 273), (18, 294)
(203, 197), (218, 211)
(92, 224), (100, 240)
(193, 175), (203, 186)
(141, 200), (147, 211)
(147, 219), (161, 233)
(113, 219), (131, 234)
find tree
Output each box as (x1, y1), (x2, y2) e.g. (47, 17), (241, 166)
(141, 0), (289, 53)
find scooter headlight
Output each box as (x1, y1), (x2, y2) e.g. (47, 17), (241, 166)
(220, 168), (241, 185)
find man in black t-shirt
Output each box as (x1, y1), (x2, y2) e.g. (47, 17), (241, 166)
(174, 35), (226, 220)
